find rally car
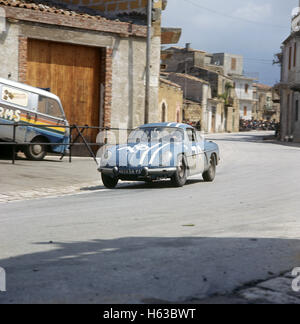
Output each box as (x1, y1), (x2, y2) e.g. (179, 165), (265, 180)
(98, 123), (220, 188)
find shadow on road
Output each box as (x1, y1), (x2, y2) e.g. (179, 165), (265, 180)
(81, 178), (204, 192)
(0, 146), (63, 164)
(0, 236), (299, 304)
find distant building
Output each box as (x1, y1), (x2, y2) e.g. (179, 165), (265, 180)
(158, 78), (183, 123)
(212, 53), (244, 76)
(164, 73), (210, 131)
(278, 2), (300, 142)
(253, 84), (280, 122)
(233, 75), (256, 121)
(210, 53), (256, 121)
(161, 45), (240, 133)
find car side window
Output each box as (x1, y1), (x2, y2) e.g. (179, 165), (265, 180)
(186, 129), (196, 143)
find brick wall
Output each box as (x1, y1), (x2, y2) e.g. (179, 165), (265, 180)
(18, 36), (27, 83)
(102, 47), (113, 128)
(58, 0), (152, 14)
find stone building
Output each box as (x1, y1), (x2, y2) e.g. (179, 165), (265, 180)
(165, 72), (231, 133)
(182, 100), (202, 125)
(212, 53), (243, 76)
(278, 2), (300, 142)
(161, 45), (240, 133)
(158, 78), (183, 123)
(253, 83), (280, 122)
(210, 53), (256, 121)
(187, 67), (240, 133)
(0, 0), (169, 145)
(165, 73), (209, 130)
(233, 75), (256, 121)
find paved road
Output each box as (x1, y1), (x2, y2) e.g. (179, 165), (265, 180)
(1, 132), (300, 304)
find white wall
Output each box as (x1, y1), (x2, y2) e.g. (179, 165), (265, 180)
(282, 38), (300, 84)
(234, 78), (254, 101)
(239, 101), (253, 120)
(0, 22), (19, 81)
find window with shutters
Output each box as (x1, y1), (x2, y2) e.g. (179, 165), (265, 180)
(231, 58), (237, 71)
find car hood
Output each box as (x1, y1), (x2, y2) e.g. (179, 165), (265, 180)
(100, 142), (185, 168)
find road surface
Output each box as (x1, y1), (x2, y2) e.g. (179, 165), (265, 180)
(0, 132), (300, 303)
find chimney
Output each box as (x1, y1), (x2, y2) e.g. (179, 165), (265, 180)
(185, 43), (191, 51)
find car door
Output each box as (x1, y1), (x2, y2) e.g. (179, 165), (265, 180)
(186, 128), (205, 175)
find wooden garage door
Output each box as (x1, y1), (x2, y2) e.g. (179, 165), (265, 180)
(26, 39), (101, 146)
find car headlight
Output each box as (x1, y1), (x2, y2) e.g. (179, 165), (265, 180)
(103, 150), (112, 160)
(162, 151), (173, 165)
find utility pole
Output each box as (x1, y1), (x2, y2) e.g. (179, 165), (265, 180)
(145, 0), (152, 124)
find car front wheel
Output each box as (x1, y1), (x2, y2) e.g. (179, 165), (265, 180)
(101, 173), (119, 189)
(171, 155), (187, 187)
(203, 155), (216, 182)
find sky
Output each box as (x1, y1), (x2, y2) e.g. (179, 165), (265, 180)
(162, 0), (298, 85)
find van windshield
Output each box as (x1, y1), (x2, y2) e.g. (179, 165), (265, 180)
(38, 96), (64, 119)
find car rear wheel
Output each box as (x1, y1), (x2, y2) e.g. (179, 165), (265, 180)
(171, 154), (187, 187)
(25, 138), (47, 161)
(203, 155), (216, 182)
(101, 173), (119, 189)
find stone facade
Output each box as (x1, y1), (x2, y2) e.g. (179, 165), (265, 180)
(233, 75), (256, 121)
(183, 100), (202, 125)
(253, 84), (280, 122)
(0, 1), (163, 131)
(212, 53), (243, 77)
(278, 13), (300, 142)
(161, 46), (240, 133)
(158, 78), (183, 123)
(165, 73), (210, 130)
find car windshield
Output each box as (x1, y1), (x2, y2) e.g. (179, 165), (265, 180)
(128, 127), (184, 144)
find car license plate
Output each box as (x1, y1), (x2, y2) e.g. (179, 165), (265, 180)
(119, 169), (142, 175)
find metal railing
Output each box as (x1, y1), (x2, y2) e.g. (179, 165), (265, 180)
(0, 123), (133, 165)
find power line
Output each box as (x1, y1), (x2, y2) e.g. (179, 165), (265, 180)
(183, 0), (288, 30)
(244, 58), (273, 62)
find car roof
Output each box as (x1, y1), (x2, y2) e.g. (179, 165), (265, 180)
(139, 122), (194, 130)
(0, 77), (61, 102)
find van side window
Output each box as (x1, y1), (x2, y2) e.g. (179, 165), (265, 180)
(38, 96), (63, 118)
(1, 86), (28, 107)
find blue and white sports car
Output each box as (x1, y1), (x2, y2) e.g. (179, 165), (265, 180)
(98, 123), (220, 188)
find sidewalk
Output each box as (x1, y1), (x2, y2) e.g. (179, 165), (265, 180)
(0, 154), (102, 203)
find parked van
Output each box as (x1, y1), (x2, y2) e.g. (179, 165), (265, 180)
(0, 78), (69, 160)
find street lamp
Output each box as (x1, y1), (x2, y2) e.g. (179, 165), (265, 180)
(145, 0), (152, 124)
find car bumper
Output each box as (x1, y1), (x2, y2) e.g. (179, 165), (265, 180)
(99, 166), (177, 179)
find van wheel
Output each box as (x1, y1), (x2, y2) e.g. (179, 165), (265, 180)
(101, 173), (119, 189)
(25, 138), (47, 161)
